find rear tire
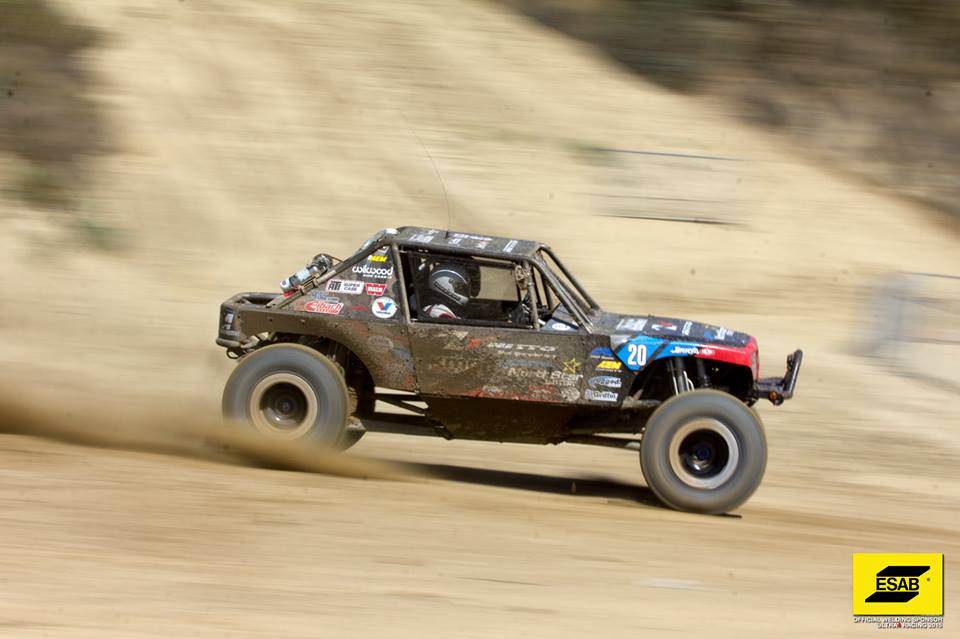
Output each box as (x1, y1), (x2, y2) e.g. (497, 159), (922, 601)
(640, 389), (766, 514)
(222, 343), (349, 448)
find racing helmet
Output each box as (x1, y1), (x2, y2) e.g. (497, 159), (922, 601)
(428, 262), (478, 309)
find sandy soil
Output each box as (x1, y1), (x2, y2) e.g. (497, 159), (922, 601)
(0, 1), (957, 636)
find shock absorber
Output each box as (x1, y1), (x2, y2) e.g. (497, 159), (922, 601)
(668, 357), (693, 395)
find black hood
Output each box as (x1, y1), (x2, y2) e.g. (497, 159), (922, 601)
(595, 312), (753, 348)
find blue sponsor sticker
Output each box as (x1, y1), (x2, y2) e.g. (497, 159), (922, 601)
(588, 375), (622, 389)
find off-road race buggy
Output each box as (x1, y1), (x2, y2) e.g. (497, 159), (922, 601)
(217, 227), (802, 514)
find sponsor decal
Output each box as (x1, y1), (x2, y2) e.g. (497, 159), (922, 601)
(450, 232), (494, 242)
(590, 346), (613, 359)
(365, 282), (386, 296)
(682, 320), (693, 336)
(589, 375), (622, 389)
(852, 553), (943, 621)
(506, 368), (582, 386)
(446, 236), (463, 246)
(651, 322), (677, 332)
(371, 297), (397, 319)
(410, 232), (436, 243)
(596, 360), (622, 371)
(503, 239), (518, 253)
(367, 254), (389, 263)
(699, 348), (715, 356)
(428, 356), (478, 375)
(624, 343), (648, 367)
(310, 290), (341, 302)
(668, 344), (699, 356)
(705, 326), (732, 341)
(476, 240), (489, 249)
(464, 335), (498, 350)
(221, 310), (239, 336)
(352, 264), (394, 280)
(561, 358), (581, 374)
(326, 279), (364, 295)
(499, 358), (554, 370)
(304, 300), (343, 315)
(487, 342), (558, 354)
(584, 389), (617, 402)
(616, 317), (648, 332)
(367, 335), (394, 352)
(441, 330), (470, 350)
(545, 321), (574, 331)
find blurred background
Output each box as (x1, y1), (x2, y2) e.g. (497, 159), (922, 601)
(0, 1), (957, 636)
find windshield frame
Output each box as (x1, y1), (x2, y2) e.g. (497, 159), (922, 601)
(533, 248), (598, 330)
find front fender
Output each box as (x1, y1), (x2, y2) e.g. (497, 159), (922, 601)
(613, 335), (758, 378)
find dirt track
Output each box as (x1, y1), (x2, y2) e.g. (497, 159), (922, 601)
(0, 1), (958, 636)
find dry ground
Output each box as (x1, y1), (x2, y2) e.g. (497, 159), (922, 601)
(0, 1), (957, 636)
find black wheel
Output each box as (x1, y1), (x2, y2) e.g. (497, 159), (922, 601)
(640, 389), (766, 514)
(222, 343), (349, 448)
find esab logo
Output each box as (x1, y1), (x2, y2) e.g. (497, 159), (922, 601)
(852, 553), (943, 616)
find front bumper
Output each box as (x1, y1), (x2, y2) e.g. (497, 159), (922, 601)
(750, 349), (803, 405)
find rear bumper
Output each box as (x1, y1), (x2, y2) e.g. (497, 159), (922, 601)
(216, 291), (279, 349)
(750, 349), (803, 405)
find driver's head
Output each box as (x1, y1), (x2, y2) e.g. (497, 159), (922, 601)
(428, 262), (478, 310)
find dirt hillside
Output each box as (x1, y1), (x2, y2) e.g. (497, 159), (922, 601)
(0, 1), (957, 636)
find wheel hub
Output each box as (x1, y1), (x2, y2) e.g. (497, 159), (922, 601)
(248, 373), (318, 440)
(668, 418), (740, 489)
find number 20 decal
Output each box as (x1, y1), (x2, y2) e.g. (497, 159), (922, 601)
(626, 343), (647, 367)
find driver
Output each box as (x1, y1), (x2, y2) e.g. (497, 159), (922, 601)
(422, 261), (479, 319)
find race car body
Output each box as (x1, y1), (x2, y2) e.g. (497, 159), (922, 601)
(217, 227), (802, 513)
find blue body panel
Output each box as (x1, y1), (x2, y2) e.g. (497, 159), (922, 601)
(613, 336), (706, 372)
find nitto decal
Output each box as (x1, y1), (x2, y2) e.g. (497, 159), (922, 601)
(326, 279), (364, 295)
(352, 264), (394, 280)
(584, 389), (617, 402)
(304, 300), (343, 315)
(371, 297), (397, 319)
(365, 283), (386, 296)
(588, 375), (622, 389)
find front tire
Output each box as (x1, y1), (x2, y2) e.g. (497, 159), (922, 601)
(640, 389), (766, 514)
(222, 343), (349, 448)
